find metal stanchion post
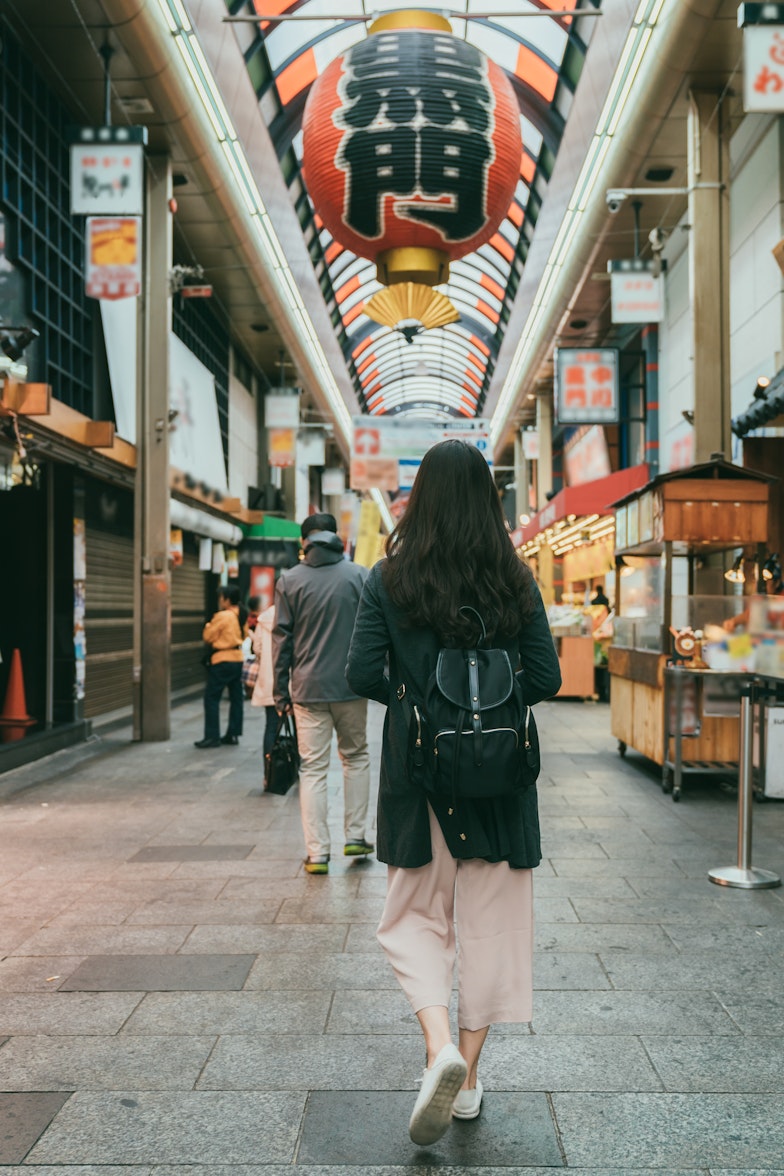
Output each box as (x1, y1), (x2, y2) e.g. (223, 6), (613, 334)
(709, 682), (781, 889)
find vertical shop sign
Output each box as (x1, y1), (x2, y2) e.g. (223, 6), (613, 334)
(739, 5), (784, 111)
(249, 566), (276, 610)
(70, 128), (146, 215)
(555, 348), (619, 425)
(268, 428), (297, 468)
(354, 500), (381, 569)
(169, 528), (183, 567)
(609, 259), (665, 323)
(86, 217), (142, 299)
(522, 430), (540, 461)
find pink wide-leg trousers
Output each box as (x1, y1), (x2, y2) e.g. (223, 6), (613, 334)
(376, 804), (534, 1031)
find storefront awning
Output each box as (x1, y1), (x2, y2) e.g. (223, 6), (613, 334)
(521, 464), (650, 545)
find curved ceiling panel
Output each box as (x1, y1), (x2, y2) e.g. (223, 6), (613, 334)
(229, 0), (600, 418)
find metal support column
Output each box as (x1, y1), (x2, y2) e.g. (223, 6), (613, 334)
(709, 684), (780, 889)
(134, 155), (172, 741)
(688, 90), (731, 463)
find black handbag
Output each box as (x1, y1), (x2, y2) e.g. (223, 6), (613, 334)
(264, 714), (300, 795)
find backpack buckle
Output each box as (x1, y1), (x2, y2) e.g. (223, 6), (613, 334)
(396, 683), (406, 701)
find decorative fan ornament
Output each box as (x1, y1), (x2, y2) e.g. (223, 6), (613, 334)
(302, 9), (522, 332)
(364, 282), (460, 332)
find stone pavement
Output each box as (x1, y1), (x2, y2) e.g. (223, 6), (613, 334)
(1, 695), (784, 1174)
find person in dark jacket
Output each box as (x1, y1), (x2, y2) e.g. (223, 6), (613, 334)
(346, 440), (561, 1147)
(273, 513), (372, 874)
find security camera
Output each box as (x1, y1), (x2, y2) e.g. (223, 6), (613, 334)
(605, 189), (627, 214)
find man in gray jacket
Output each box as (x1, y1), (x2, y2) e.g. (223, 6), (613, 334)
(273, 513), (373, 874)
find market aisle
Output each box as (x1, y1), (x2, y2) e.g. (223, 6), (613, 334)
(1, 696), (784, 1172)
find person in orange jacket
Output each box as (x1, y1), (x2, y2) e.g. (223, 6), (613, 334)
(195, 586), (246, 749)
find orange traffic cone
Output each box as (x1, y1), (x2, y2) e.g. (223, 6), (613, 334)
(0, 648), (36, 743)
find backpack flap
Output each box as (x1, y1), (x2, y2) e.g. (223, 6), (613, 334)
(435, 648), (514, 710)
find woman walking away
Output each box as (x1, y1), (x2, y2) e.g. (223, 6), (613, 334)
(346, 440), (561, 1147)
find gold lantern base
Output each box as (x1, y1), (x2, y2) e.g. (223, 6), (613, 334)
(365, 282), (459, 332)
(376, 246), (450, 287)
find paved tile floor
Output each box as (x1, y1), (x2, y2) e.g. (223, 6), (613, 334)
(1, 695), (784, 1174)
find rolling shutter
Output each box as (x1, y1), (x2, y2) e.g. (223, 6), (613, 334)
(83, 527), (134, 717)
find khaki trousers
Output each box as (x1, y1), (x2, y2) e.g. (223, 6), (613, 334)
(293, 699), (370, 859)
(376, 804), (533, 1031)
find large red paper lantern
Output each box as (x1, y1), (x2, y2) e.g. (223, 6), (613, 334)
(303, 9), (522, 301)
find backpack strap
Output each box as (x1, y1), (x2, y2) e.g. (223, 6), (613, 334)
(466, 650), (483, 766)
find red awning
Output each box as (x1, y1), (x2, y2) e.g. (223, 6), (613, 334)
(521, 464), (649, 544)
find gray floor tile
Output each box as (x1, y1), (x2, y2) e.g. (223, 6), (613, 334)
(245, 951), (394, 990)
(128, 845), (255, 862)
(0, 956), (85, 991)
(0, 1092), (71, 1163)
(122, 990), (332, 1035)
(152, 1168), (430, 1176)
(275, 896), (386, 923)
(548, 857), (688, 878)
(0, 1168), (149, 1176)
(552, 1092), (784, 1167)
(60, 954), (255, 992)
(600, 950), (783, 992)
(297, 1090), (563, 1168)
(198, 1033), (425, 1089)
(532, 990), (739, 1035)
(327, 989), (423, 1034)
(642, 1035), (784, 1091)
(714, 992), (784, 1035)
(0, 992), (142, 1034)
(533, 876), (637, 898)
(179, 924), (348, 953)
(660, 924), (783, 953)
(536, 923), (675, 953)
(125, 900), (283, 925)
(14, 927), (193, 955)
(0, 1034), (215, 1090)
(571, 896), (751, 924)
(479, 1034), (661, 1091)
(26, 1091), (306, 1164)
(533, 952), (611, 990)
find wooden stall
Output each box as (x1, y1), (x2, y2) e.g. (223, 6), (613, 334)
(608, 460), (773, 795)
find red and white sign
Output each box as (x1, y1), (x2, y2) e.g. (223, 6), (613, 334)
(743, 25), (784, 112)
(354, 427), (381, 456)
(249, 566), (275, 611)
(555, 348), (619, 425)
(85, 217), (141, 300)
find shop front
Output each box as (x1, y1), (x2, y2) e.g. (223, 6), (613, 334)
(516, 464), (648, 699)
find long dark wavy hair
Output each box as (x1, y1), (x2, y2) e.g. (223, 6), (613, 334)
(382, 439), (537, 644)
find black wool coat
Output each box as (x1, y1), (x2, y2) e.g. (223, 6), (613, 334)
(345, 561), (562, 870)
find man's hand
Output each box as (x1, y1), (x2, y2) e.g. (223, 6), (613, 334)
(276, 701), (293, 716)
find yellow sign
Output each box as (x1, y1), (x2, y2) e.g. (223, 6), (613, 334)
(354, 500), (381, 568)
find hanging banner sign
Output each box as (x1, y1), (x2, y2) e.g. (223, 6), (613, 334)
(70, 127), (147, 215)
(268, 428), (297, 468)
(609, 259), (665, 323)
(738, 5), (784, 111)
(322, 468), (346, 496)
(86, 217), (141, 300)
(264, 393), (300, 429)
(522, 430), (540, 461)
(555, 348), (620, 426)
(350, 417), (491, 491)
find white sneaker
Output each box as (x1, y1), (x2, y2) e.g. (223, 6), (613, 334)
(409, 1043), (468, 1146)
(452, 1078), (483, 1120)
